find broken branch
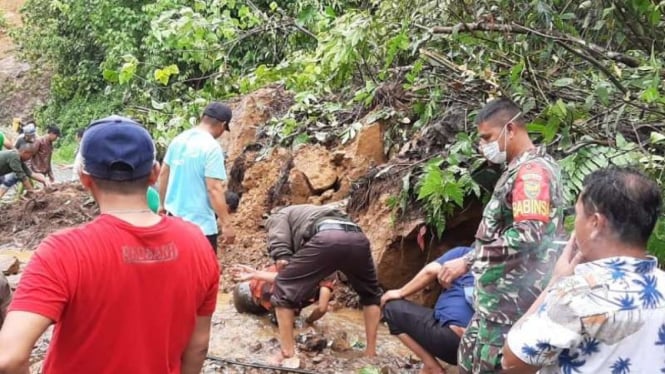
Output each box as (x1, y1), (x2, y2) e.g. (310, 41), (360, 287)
(430, 22), (641, 68)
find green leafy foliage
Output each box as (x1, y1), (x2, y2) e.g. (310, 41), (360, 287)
(14, 0), (665, 264)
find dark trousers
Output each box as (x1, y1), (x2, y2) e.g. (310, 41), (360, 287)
(206, 234), (218, 255)
(166, 211), (217, 254)
(271, 230), (381, 308)
(383, 299), (461, 365)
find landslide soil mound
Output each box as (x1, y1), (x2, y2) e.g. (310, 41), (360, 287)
(0, 183), (97, 250)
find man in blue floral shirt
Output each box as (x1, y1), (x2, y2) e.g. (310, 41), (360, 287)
(502, 166), (665, 373)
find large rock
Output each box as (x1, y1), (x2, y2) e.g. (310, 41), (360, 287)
(288, 169), (313, 204)
(292, 145), (338, 192)
(0, 255), (19, 276)
(221, 86), (293, 164)
(350, 122), (386, 165)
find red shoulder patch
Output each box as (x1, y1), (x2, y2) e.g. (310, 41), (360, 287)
(512, 163), (552, 222)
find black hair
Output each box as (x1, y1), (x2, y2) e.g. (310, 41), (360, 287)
(580, 166), (662, 246)
(225, 190), (240, 213)
(76, 128), (85, 138)
(476, 98), (523, 126)
(47, 125), (61, 136)
(91, 176), (152, 195)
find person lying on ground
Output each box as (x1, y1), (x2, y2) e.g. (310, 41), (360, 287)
(159, 101), (235, 254)
(265, 204), (382, 362)
(501, 166), (665, 374)
(29, 125), (60, 184)
(381, 246), (475, 374)
(230, 264), (336, 324)
(0, 142), (50, 200)
(0, 274), (10, 328)
(0, 116), (220, 374)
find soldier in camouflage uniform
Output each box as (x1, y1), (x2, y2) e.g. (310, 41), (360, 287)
(438, 98), (565, 373)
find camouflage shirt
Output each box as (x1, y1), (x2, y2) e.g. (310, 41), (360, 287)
(471, 146), (564, 325)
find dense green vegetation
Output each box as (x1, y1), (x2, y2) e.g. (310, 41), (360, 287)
(12, 0), (665, 259)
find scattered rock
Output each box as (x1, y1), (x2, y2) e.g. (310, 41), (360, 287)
(281, 357), (301, 369)
(301, 335), (327, 352)
(331, 331), (351, 352)
(320, 189), (335, 202)
(0, 255), (19, 275)
(312, 355), (325, 364)
(249, 342), (263, 353)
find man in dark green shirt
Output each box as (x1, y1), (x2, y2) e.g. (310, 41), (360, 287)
(0, 142), (49, 200)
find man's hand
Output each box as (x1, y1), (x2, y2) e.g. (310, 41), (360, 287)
(437, 257), (468, 288)
(220, 223), (235, 244)
(275, 259), (289, 272)
(380, 289), (403, 308)
(229, 264), (257, 282)
(552, 233), (584, 280)
(157, 205), (167, 216)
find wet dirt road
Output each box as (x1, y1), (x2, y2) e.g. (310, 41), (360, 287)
(207, 292), (416, 373)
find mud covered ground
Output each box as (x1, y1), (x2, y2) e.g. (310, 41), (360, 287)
(0, 184), (450, 373)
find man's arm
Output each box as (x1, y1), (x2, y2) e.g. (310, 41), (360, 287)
(205, 177), (234, 241)
(266, 210), (295, 262)
(29, 173), (48, 188)
(180, 316), (211, 374)
(306, 287), (332, 324)
(158, 163), (170, 213)
(381, 261), (441, 306)
(0, 312), (52, 374)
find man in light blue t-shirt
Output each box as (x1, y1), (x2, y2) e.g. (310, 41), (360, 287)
(158, 102), (235, 253)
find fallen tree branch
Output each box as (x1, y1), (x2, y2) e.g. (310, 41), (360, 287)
(206, 355), (316, 374)
(430, 22), (641, 68)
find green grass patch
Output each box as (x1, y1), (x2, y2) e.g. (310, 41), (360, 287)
(52, 140), (77, 165)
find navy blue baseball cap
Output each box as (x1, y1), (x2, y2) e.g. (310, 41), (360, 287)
(81, 115), (155, 181)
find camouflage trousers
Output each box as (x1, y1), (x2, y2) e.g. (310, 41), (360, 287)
(458, 314), (512, 373)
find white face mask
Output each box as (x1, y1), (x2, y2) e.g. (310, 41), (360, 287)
(481, 139), (506, 164)
(480, 111), (521, 164)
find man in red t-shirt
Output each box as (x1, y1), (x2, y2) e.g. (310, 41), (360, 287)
(0, 116), (219, 374)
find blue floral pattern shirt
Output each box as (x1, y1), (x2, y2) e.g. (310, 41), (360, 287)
(506, 256), (665, 373)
